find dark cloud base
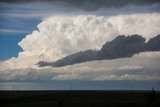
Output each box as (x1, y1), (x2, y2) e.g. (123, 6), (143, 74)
(1, 0), (159, 4)
(1, 0), (159, 11)
(38, 34), (160, 67)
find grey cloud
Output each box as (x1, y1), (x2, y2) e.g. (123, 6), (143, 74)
(1, 51), (160, 82)
(100, 34), (146, 59)
(1, 0), (159, 5)
(1, 0), (160, 11)
(38, 50), (99, 67)
(146, 35), (160, 51)
(38, 34), (160, 67)
(1, 56), (160, 81)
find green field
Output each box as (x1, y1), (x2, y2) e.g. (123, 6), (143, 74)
(0, 90), (160, 107)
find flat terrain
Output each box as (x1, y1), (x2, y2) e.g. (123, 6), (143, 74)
(0, 90), (160, 107)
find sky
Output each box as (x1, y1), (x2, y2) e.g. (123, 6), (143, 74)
(0, 0), (160, 90)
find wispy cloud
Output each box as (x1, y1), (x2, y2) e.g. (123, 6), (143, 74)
(0, 28), (30, 33)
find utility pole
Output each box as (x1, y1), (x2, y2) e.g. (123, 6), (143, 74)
(71, 84), (72, 91)
(132, 85), (134, 93)
(13, 84), (14, 91)
(131, 80), (134, 93)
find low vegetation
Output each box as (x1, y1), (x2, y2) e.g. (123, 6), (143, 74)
(0, 90), (160, 107)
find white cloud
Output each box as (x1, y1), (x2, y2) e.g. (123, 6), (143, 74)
(0, 29), (29, 33)
(93, 74), (159, 81)
(0, 52), (160, 81)
(0, 3), (160, 81)
(134, 52), (160, 58)
(118, 66), (143, 71)
(1, 13), (159, 69)
(52, 73), (87, 80)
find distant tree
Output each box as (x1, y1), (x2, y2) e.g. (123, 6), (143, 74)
(57, 98), (64, 107)
(145, 88), (157, 105)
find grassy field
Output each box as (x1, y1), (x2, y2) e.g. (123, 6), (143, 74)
(0, 90), (160, 107)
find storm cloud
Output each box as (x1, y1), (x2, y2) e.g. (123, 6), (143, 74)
(1, 0), (160, 91)
(1, 0), (159, 7)
(1, 0), (160, 14)
(38, 34), (160, 67)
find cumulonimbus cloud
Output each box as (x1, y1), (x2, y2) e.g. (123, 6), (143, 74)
(0, 13), (160, 69)
(0, 1), (160, 83)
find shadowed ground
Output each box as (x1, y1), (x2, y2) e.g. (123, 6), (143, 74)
(0, 90), (160, 107)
